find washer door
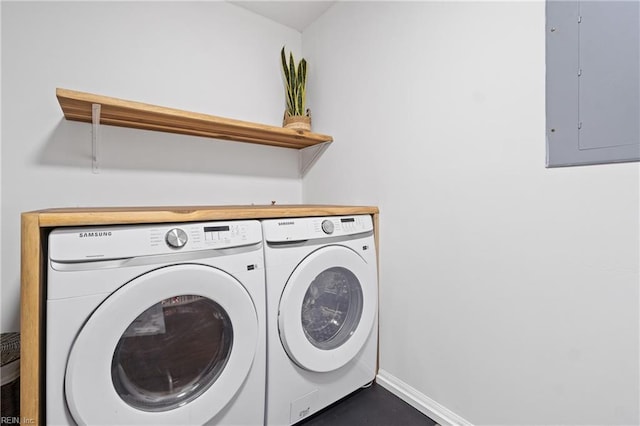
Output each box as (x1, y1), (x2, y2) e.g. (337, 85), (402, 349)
(278, 245), (376, 373)
(65, 264), (258, 425)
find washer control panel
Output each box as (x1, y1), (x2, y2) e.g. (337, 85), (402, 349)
(49, 220), (262, 262)
(148, 222), (257, 251)
(263, 215), (373, 243)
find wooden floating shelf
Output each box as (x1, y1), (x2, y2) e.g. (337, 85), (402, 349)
(56, 88), (333, 149)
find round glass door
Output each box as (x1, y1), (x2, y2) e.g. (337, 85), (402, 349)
(301, 267), (363, 350)
(111, 295), (233, 412)
(278, 245), (377, 373)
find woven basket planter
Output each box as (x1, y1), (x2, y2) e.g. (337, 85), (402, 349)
(283, 110), (311, 131)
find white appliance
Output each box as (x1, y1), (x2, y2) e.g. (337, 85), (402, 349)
(262, 215), (378, 425)
(46, 220), (265, 425)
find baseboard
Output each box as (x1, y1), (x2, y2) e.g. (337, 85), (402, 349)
(376, 369), (473, 426)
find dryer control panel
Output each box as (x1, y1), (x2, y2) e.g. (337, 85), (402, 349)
(262, 215), (373, 243)
(49, 220), (262, 262)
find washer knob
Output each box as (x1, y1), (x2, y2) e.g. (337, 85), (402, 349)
(166, 228), (188, 248)
(321, 220), (334, 235)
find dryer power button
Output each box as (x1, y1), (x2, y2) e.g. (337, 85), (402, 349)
(321, 220), (335, 235)
(166, 228), (188, 248)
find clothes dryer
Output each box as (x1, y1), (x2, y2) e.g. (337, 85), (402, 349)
(262, 215), (378, 425)
(46, 220), (265, 425)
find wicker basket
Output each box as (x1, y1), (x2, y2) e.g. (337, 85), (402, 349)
(283, 109), (311, 131)
(1, 332), (20, 420)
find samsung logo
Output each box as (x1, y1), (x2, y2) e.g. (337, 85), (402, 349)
(277, 221), (295, 226)
(79, 231), (112, 238)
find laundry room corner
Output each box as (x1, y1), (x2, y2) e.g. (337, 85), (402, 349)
(4, 0), (640, 425)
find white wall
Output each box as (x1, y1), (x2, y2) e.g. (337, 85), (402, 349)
(1, 2), (302, 332)
(303, 2), (639, 424)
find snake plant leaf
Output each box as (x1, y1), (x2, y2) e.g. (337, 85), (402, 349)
(281, 48), (291, 84)
(297, 61), (303, 88)
(281, 47), (295, 113)
(280, 47), (286, 74)
(289, 53), (296, 86)
(290, 53), (299, 113)
(297, 89), (304, 115)
(297, 60), (307, 115)
(298, 60), (307, 103)
(300, 59), (307, 88)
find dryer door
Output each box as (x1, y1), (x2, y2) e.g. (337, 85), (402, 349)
(65, 264), (258, 425)
(278, 245), (377, 373)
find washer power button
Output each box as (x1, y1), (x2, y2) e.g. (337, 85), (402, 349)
(321, 220), (334, 235)
(166, 228), (188, 248)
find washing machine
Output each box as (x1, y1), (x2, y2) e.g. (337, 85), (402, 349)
(46, 220), (265, 425)
(262, 215), (378, 425)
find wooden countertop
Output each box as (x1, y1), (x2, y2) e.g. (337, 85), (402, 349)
(30, 204), (378, 226)
(20, 204), (379, 424)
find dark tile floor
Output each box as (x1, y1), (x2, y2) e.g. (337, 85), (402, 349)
(298, 382), (437, 426)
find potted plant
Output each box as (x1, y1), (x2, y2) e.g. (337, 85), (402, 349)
(281, 47), (311, 131)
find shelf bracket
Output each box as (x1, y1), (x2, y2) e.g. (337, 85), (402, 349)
(91, 103), (101, 174)
(299, 141), (332, 177)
